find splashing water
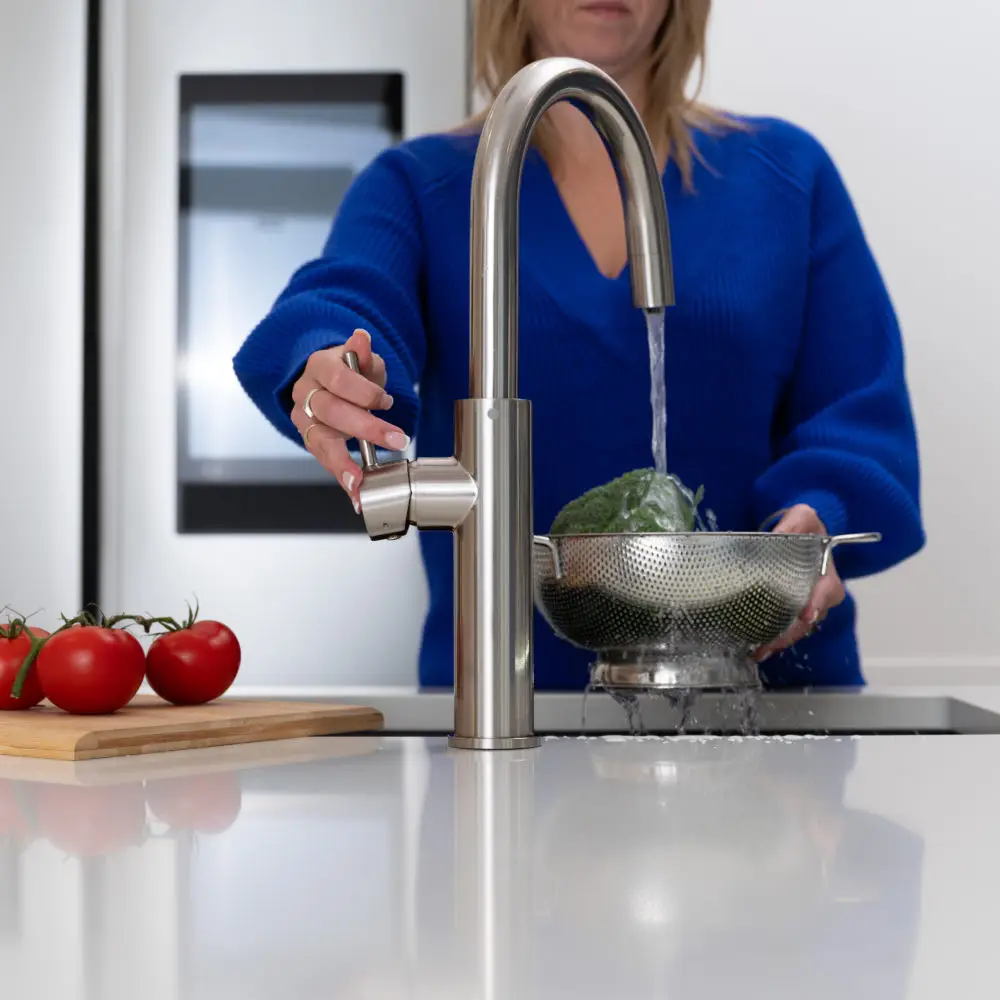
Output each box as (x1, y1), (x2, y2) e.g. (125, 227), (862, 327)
(646, 309), (667, 476)
(734, 688), (762, 736)
(590, 668), (763, 736)
(582, 680), (596, 728)
(658, 688), (698, 734)
(607, 690), (646, 735)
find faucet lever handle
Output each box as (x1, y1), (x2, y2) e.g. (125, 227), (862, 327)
(343, 351), (379, 472)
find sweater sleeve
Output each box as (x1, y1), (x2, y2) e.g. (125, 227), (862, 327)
(752, 139), (925, 579)
(232, 146), (426, 445)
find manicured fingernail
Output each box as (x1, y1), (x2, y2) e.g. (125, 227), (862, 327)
(758, 651), (772, 663)
(342, 472), (355, 493)
(381, 392), (394, 410)
(386, 431), (409, 451)
(354, 328), (371, 344)
(352, 495), (360, 516)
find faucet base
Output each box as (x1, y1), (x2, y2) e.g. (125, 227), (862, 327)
(448, 735), (542, 751)
(452, 398), (537, 751)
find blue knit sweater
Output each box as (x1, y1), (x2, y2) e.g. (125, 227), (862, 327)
(233, 117), (924, 690)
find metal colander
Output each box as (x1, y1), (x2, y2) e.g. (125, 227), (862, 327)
(533, 531), (880, 690)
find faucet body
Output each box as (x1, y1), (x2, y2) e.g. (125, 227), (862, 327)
(357, 57), (674, 750)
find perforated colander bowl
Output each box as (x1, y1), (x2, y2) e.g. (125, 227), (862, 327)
(533, 531), (879, 688)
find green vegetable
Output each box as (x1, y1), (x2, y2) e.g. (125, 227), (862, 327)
(550, 468), (705, 536)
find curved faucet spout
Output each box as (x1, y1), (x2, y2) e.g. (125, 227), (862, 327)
(469, 56), (676, 399)
(358, 57), (677, 751)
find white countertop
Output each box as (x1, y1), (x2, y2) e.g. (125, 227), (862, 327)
(3, 686), (1000, 999)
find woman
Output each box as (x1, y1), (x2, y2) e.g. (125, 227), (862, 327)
(233, 0), (924, 690)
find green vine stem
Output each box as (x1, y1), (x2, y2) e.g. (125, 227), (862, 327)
(5, 612), (59, 701)
(111, 597), (200, 636)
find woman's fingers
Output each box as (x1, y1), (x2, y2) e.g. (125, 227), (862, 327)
(755, 620), (810, 663)
(292, 385), (408, 452)
(755, 508), (847, 662)
(308, 327), (388, 394)
(287, 329), (405, 513)
(755, 563), (846, 663)
(290, 409), (362, 510)
(369, 351), (388, 390)
(816, 570), (846, 612)
(771, 504), (825, 536)
(304, 348), (393, 412)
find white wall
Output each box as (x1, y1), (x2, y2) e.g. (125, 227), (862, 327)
(703, 0), (1000, 681)
(0, 1), (86, 620)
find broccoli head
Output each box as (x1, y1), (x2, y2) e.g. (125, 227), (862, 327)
(550, 468), (705, 535)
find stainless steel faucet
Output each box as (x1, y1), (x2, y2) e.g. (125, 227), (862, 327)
(354, 57), (675, 750)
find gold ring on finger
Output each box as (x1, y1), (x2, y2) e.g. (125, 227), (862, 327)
(303, 387), (321, 419)
(303, 422), (320, 448)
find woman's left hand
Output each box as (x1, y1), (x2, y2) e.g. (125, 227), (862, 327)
(754, 504), (846, 662)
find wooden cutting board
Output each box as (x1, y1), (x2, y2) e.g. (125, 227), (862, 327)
(0, 696), (383, 761)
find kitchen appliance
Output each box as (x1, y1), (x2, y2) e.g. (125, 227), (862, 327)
(352, 57), (673, 749)
(99, 0), (469, 689)
(0, 697), (382, 760)
(0, 0), (87, 620)
(534, 530), (881, 691)
(347, 57), (890, 746)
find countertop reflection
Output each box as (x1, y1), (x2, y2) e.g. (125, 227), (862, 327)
(3, 733), (999, 998)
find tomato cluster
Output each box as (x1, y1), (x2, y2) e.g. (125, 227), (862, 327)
(0, 603), (241, 715)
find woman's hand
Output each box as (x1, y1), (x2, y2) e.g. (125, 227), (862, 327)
(754, 504), (846, 662)
(289, 328), (410, 512)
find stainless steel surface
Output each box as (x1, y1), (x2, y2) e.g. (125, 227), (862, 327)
(408, 457), (480, 529)
(821, 530), (880, 573)
(359, 459), (411, 540)
(355, 57), (674, 750)
(358, 456), (479, 539)
(534, 531), (880, 689)
(591, 652), (760, 691)
(342, 351), (378, 471)
(469, 57), (674, 398)
(330, 689), (1000, 735)
(448, 734), (544, 751)
(1, 0), (86, 618)
(453, 399), (535, 749)
(346, 351), (479, 537)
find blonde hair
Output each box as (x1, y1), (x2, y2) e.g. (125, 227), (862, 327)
(471, 0), (735, 188)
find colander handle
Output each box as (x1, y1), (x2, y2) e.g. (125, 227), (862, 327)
(821, 532), (882, 575)
(533, 535), (563, 579)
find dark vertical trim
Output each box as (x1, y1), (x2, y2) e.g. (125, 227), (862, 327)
(81, 0), (102, 609)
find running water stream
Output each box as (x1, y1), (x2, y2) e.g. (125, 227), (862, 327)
(592, 310), (761, 736)
(646, 309), (667, 476)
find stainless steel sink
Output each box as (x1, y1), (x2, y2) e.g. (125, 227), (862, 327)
(346, 690), (1000, 736)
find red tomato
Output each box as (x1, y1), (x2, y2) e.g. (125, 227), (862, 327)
(0, 626), (49, 711)
(145, 620), (240, 705)
(33, 782), (146, 857)
(36, 626), (146, 714)
(146, 773), (243, 833)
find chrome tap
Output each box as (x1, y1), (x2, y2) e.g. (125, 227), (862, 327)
(354, 57), (675, 750)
